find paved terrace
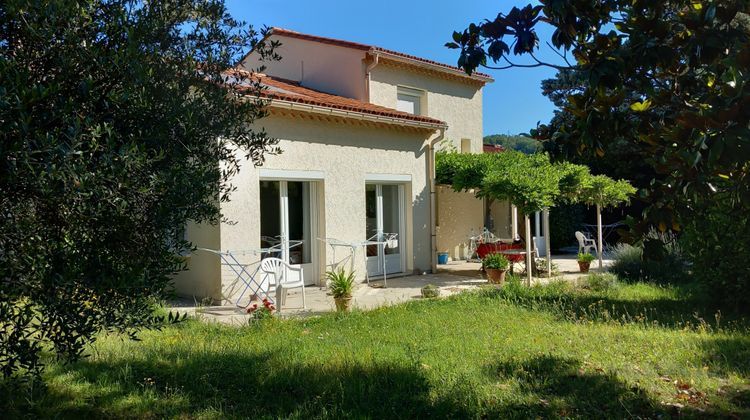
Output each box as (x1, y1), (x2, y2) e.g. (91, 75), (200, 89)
(175, 254), (612, 325)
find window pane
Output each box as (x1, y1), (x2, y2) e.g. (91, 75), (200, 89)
(365, 184), (378, 257)
(382, 185), (400, 255)
(260, 181), (281, 256)
(287, 181), (312, 264)
(397, 92), (421, 115)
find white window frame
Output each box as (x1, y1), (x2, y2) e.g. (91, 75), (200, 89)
(396, 86), (425, 116)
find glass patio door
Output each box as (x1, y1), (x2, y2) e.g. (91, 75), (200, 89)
(260, 180), (316, 285)
(366, 184), (404, 277)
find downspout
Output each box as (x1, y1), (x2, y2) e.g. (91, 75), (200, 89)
(427, 127), (445, 273)
(365, 52), (379, 102)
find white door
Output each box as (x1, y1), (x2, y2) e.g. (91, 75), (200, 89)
(365, 184), (404, 277)
(260, 180), (317, 285)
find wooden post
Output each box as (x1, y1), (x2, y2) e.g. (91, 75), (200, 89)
(525, 215), (532, 287)
(511, 204), (519, 240)
(543, 208), (551, 277)
(597, 204), (603, 269)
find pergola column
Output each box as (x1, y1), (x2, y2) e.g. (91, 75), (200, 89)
(525, 215), (532, 287)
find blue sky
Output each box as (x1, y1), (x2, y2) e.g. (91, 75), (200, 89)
(227, 0), (562, 136)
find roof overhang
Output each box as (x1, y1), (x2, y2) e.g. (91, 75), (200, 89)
(368, 50), (494, 84)
(264, 98), (447, 131)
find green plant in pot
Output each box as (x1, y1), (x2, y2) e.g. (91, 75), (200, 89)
(482, 253), (510, 285)
(577, 252), (596, 273)
(326, 268), (355, 312)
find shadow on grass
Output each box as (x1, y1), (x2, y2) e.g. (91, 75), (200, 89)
(484, 354), (659, 418)
(3, 349), (694, 418)
(3, 349), (470, 418)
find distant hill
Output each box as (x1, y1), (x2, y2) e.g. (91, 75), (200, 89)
(484, 134), (541, 154)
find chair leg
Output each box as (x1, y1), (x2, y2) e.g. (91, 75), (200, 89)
(275, 287), (282, 313)
(301, 285), (306, 309)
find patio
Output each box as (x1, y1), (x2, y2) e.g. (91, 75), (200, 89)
(174, 254), (612, 325)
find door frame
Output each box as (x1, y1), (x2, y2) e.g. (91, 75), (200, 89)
(366, 182), (406, 277)
(259, 178), (320, 285)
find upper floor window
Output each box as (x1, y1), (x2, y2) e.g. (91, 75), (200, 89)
(396, 86), (424, 115)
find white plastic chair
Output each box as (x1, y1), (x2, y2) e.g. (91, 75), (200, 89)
(575, 231), (597, 255)
(533, 236), (547, 258)
(259, 258), (305, 312)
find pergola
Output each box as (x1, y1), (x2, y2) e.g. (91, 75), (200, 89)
(436, 150), (634, 284)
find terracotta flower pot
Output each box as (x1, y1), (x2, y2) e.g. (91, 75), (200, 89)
(334, 296), (352, 312)
(486, 268), (507, 285)
(578, 261), (591, 273)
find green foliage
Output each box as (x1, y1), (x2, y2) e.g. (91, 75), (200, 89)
(580, 175), (637, 208)
(449, 3), (750, 307)
(0, 0), (278, 377)
(326, 269), (355, 298)
(609, 232), (688, 285)
(548, 203), (585, 250)
(484, 134), (541, 154)
(482, 253), (509, 270)
(577, 253), (596, 263)
(580, 273), (620, 292)
(683, 203), (750, 310)
(436, 150), (601, 214)
(420, 284), (440, 298)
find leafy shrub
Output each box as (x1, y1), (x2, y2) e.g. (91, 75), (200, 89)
(580, 273), (619, 292)
(482, 253), (510, 270)
(683, 205), (750, 311)
(548, 203), (585, 250)
(608, 231), (688, 284)
(534, 258), (559, 276)
(421, 284), (440, 298)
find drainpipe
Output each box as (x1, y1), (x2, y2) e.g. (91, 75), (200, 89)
(427, 127), (445, 273)
(365, 52), (379, 102)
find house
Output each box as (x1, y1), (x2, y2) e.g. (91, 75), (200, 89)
(174, 28), (513, 302)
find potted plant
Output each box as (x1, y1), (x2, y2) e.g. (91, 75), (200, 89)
(577, 252), (596, 273)
(421, 284), (440, 298)
(482, 253), (510, 284)
(326, 268), (355, 312)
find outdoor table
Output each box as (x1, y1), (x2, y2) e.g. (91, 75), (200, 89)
(499, 249), (536, 275)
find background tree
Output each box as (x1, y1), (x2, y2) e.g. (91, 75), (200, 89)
(484, 134), (541, 154)
(0, 0), (279, 377)
(446, 1), (750, 308)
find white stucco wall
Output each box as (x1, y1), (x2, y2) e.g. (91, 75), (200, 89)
(241, 35), (367, 101)
(435, 186), (484, 260)
(368, 63), (484, 153)
(175, 114), (434, 302)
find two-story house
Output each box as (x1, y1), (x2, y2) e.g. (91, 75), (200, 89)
(175, 28), (510, 302)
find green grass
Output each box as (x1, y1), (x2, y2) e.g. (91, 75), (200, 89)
(3, 279), (750, 418)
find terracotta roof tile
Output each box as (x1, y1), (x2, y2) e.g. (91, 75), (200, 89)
(268, 27), (493, 83)
(225, 69), (445, 127)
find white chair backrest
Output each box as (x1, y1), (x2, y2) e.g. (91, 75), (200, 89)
(575, 231), (586, 246)
(260, 257), (286, 284)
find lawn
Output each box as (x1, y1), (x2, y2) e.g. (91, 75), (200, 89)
(3, 277), (750, 418)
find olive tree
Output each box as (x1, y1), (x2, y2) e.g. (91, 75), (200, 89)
(0, 0), (279, 377)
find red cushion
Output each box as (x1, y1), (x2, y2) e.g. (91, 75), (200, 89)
(476, 242), (525, 262)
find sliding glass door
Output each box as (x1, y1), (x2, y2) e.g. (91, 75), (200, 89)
(260, 180), (316, 285)
(366, 184), (404, 277)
